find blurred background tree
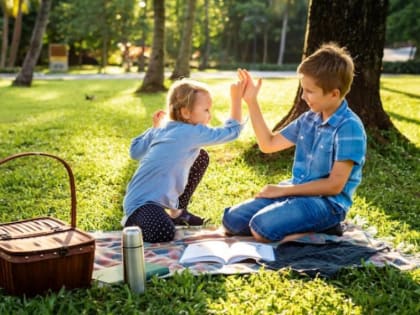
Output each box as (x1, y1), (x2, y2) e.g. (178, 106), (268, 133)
(386, 0), (420, 59)
(0, 0), (417, 76)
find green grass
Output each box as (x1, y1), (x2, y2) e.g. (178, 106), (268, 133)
(0, 76), (419, 314)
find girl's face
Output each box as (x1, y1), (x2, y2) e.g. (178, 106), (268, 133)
(182, 91), (212, 125)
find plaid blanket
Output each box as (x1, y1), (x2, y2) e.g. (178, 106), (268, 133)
(90, 221), (419, 278)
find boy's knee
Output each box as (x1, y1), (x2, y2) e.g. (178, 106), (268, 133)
(222, 207), (251, 236)
(221, 209), (235, 233)
(250, 227), (272, 243)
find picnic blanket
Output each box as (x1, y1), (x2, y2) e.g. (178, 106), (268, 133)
(90, 220), (419, 279)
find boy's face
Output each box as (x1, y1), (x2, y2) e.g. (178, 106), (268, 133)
(300, 75), (340, 117)
(182, 91), (212, 125)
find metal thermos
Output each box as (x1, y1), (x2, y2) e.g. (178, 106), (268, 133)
(122, 226), (146, 293)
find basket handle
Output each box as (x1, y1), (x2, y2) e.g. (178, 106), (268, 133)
(0, 152), (77, 228)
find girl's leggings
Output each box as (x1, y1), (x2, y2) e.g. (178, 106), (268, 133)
(125, 149), (209, 242)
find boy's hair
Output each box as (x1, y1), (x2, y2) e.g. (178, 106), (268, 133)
(297, 42), (354, 97)
(167, 78), (210, 122)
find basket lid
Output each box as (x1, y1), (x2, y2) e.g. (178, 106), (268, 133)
(0, 217), (67, 240)
(0, 229), (94, 255)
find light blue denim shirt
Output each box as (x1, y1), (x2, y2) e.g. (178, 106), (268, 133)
(122, 118), (243, 225)
(280, 100), (366, 212)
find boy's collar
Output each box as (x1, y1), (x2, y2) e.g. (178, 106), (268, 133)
(319, 100), (348, 127)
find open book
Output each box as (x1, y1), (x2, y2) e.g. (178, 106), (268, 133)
(179, 240), (275, 264)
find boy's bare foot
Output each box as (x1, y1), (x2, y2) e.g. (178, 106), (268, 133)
(320, 223), (344, 236)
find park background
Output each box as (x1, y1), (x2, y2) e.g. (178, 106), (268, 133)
(1, 0), (420, 314)
(1, 0), (419, 74)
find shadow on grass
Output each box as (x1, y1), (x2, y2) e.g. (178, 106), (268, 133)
(332, 265), (420, 314)
(357, 131), (420, 230)
(241, 142), (295, 175)
(380, 85), (420, 100)
(387, 111), (420, 126)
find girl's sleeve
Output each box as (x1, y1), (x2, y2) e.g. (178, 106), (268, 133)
(129, 128), (155, 160)
(192, 118), (244, 147)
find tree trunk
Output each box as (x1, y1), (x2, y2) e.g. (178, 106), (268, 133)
(198, 0), (210, 70)
(12, 0), (52, 87)
(100, 35), (108, 73)
(170, 0), (196, 80)
(262, 25), (268, 64)
(7, 0), (23, 68)
(137, 0), (148, 73)
(99, 0), (109, 74)
(273, 0), (396, 137)
(137, 0), (166, 93)
(1, 9), (9, 68)
(277, 0), (289, 65)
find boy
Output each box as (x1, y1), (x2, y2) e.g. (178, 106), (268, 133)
(223, 43), (367, 243)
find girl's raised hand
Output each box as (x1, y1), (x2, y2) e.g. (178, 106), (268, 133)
(152, 110), (166, 128)
(230, 70), (247, 103)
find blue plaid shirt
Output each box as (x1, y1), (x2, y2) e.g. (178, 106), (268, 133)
(280, 100), (366, 212)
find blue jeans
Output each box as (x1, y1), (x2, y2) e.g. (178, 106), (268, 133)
(222, 196), (345, 242)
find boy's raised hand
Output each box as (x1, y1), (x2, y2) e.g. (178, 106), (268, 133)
(238, 69), (262, 105)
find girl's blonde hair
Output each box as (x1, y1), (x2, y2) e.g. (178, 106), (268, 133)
(167, 78), (210, 122)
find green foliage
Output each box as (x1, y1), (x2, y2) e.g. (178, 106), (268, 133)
(386, 0), (420, 57)
(48, 0), (143, 67)
(383, 61), (420, 74)
(0, 76), (419, 313)
(215, 62), (299, 71)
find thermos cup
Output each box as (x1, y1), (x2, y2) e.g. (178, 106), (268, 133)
(122, 226), (146, 293)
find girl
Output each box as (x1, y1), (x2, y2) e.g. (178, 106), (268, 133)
(123, 78), (245, 242)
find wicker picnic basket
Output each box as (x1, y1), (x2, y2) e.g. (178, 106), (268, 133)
(0, 152), (95, 296)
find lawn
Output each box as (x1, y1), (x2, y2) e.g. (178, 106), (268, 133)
(0, 75), (419, 314)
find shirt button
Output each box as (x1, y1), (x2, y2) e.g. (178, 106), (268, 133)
(320, 145), (324, 149)
(300, 136), (304, 140)
(300, 175), (304, 178)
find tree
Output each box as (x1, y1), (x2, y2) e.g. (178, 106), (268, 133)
(137, 0), (148, 72)
(0, 0), (10, 68)
(12, 0), (52, 87)
(7, 0), (29, 68)
(49, 0), (142, 72)
(137, 0), (166, 93)
(386, 0), (420, 59)
(277, 0), (289, 65)
(273, 0), (396, 138)
(198, 0), (210, 70)
(170, 0), (197, 80)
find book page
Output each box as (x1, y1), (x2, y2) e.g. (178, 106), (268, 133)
(179, 241), (230, 264)
(228, 242), (275, 264)
(179, 241), (275, 264)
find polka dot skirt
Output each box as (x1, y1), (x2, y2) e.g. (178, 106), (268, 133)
(125, 149), (209, 243)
